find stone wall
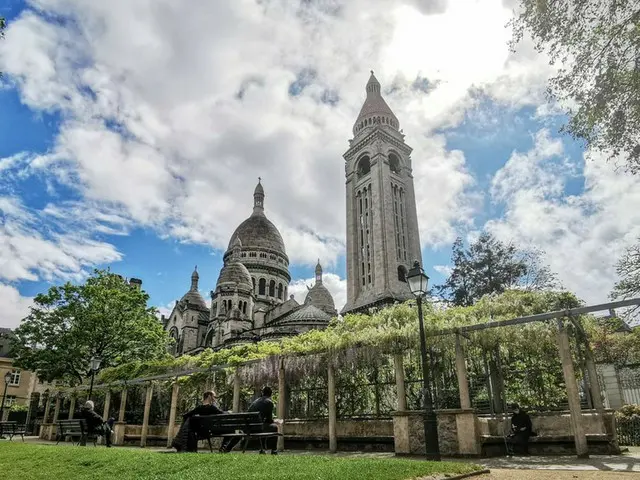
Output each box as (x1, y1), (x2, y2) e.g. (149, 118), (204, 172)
(284, 418), (393, 438)
(476, 410), (613, 436)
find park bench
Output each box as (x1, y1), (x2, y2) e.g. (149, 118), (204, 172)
(191, 412), (282, 453)
(0, 421), (26, 441)
(56, 419), (105, 446)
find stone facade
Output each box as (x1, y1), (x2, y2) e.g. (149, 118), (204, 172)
(342, 72), (422, 314)
(163, 181), (336, 355)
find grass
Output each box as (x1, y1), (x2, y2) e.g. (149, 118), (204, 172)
(0, 442), (481, 480)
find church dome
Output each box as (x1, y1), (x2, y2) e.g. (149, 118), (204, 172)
(303, 260), (337, 315)
(217, 238), (253, 289)
(226, 179), (286, 255)
(181, 267), (207, 309)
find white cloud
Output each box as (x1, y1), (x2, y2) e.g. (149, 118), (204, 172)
(288, 273), (347, 312)
(0, 284), (33, 329)
(0, 0), (552, 274)
(486, 132), (640, 304)
(433, 265), (453, 277)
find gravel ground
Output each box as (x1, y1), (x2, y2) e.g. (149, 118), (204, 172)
(475, 469), (640, 479)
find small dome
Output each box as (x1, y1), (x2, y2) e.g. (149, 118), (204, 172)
(217, 261), (253, 289)
(304, 283), (337, 316)
(352, 71), (399, 135)
(180, 290), (207, 309)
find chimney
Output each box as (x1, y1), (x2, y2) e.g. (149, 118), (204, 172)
(129, 278), (143, 289)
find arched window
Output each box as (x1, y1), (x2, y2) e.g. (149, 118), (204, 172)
(269, 280), (276, 297)
(398, 265), (408, 282)
(357, 155), (371, 177)
(259, 278), (266, 295)
(389, 153), (401, 174)
(243, 302), (247, 314)
(252, 277), (256, 292)
(277, 283), (283, 300)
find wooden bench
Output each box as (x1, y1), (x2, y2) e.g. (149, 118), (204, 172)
(191, 412), (282, 453)
(0, 421), (26, 441)
(56, 419), (104, 446)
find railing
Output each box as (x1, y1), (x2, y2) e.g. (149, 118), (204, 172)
(617, 416), (640, 446)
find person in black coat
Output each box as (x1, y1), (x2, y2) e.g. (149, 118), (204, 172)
(78, 400), (112, 447)
(508, 403), (533, 455)
(221, 386), (279, 454)
(172, 391), (225, 452)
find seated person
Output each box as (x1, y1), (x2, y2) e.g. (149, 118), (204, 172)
(221, 386), (279, 454)
(507, 403), (533, 455)
(78, 400), (112, 447)
(172, 390), (225, 453)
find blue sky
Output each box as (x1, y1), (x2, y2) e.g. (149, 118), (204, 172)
(1, 0), (639, 328)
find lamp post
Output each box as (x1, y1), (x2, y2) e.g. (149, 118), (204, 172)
(88, 356), (101, 400)
(406, 260), (441, 461)
(0, 371), (11, 424)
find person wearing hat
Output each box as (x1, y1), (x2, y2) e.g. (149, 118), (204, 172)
(172, 390), (225, 452)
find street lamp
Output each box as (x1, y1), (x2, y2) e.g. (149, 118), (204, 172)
(0, 371), (11, 424)
(406, 260), (441, 461)
(88, 356), (101, 400)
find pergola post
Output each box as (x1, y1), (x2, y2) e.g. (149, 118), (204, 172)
(277, 358), (286, 452)
(141, 383), (154, 448)
(167, 381), (180, 448)
(103, 390), (111, 420)
(393, 354), (407, 411)
(557, 318), (589, 458)
(113, 387), (128, 446)
(68, 396), (76, 420)
(40, 394), (52, 438)
(455, 334), (471, 409)
(233, 371), (241, 413)
(49, 394), (61, 441)
(328, 362), (337, 453)
(118, 388), (127, 422)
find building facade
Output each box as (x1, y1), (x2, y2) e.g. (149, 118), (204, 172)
(163, 181), (337, 356)
(342, 72), (422, 314)
(0, 328), (35, 421)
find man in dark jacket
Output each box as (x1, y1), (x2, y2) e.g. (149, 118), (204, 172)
(508, 403), (533, 455)
(78, 400), (112, 447)
(173, 391), (225, 452)
(222, 386), (279, 454)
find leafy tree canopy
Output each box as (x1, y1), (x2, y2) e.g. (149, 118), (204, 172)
(11, 269), (170, 385)
(434, 233), (559, 306)
(510, 1), (640, 173)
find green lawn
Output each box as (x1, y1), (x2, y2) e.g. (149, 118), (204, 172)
(0, 442), (480, 480)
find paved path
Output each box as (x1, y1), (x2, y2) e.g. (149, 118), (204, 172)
(476, 469), (639, 479)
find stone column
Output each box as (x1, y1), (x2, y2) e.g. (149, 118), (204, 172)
(68, 396), (76, 420)
(113, 388), (128, 446)
(455, 334), (471, 409)
(277, 358), (286, 452)
(328, 363), (337, 453)
(557, 318), (589, 458)
(102, 390), (111, 420)
(167, 382), (180, 448)
(141, 384), (154, 447)
(40, 394), (52, 438)
(233, 371), (241, 413)
(393, 354), (407, 411)
(50, 394), (61, 441)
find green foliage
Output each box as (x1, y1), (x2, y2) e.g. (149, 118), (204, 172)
(9, 404), (28, 413)
(11, 269), (170, 385)
(0, 442), (479, 480)
(435, 233), (559, 306)
(510, 2), (640, 173)
(617, 404), (640, 419)
(611, 240), (640, 304)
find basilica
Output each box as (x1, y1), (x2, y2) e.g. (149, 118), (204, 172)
(163, 71), (422, 355)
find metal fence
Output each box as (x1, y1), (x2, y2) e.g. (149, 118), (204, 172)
(617, 416), (640, 446)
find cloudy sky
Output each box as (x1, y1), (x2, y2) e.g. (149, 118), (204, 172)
(1, 0), (639, 328)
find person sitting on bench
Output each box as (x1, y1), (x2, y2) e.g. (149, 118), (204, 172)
(508, 403), (533, 455)
(173, 390), (225, 452)
(78, 400), (112, 447)
(221, 386), (278, 454)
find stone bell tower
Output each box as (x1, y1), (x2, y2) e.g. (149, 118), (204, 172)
(341, 71), (422, 314)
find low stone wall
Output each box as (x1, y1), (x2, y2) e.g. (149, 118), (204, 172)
(284, 417), (393, 438)
(476, 410), (615, 436)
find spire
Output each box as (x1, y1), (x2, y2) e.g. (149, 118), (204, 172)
(315, 259), (323, 284)
(190, 266), (199, 291)
(231, 236), (242, 259)
(352, 70), (399, 136)
(253, 177), (264, 214)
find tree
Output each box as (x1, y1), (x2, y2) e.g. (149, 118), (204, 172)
(510, 2), (640, 173)
(11, 269), (170, 385)
(434, 233), (559, 306)
(610, 240), (640, 322)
